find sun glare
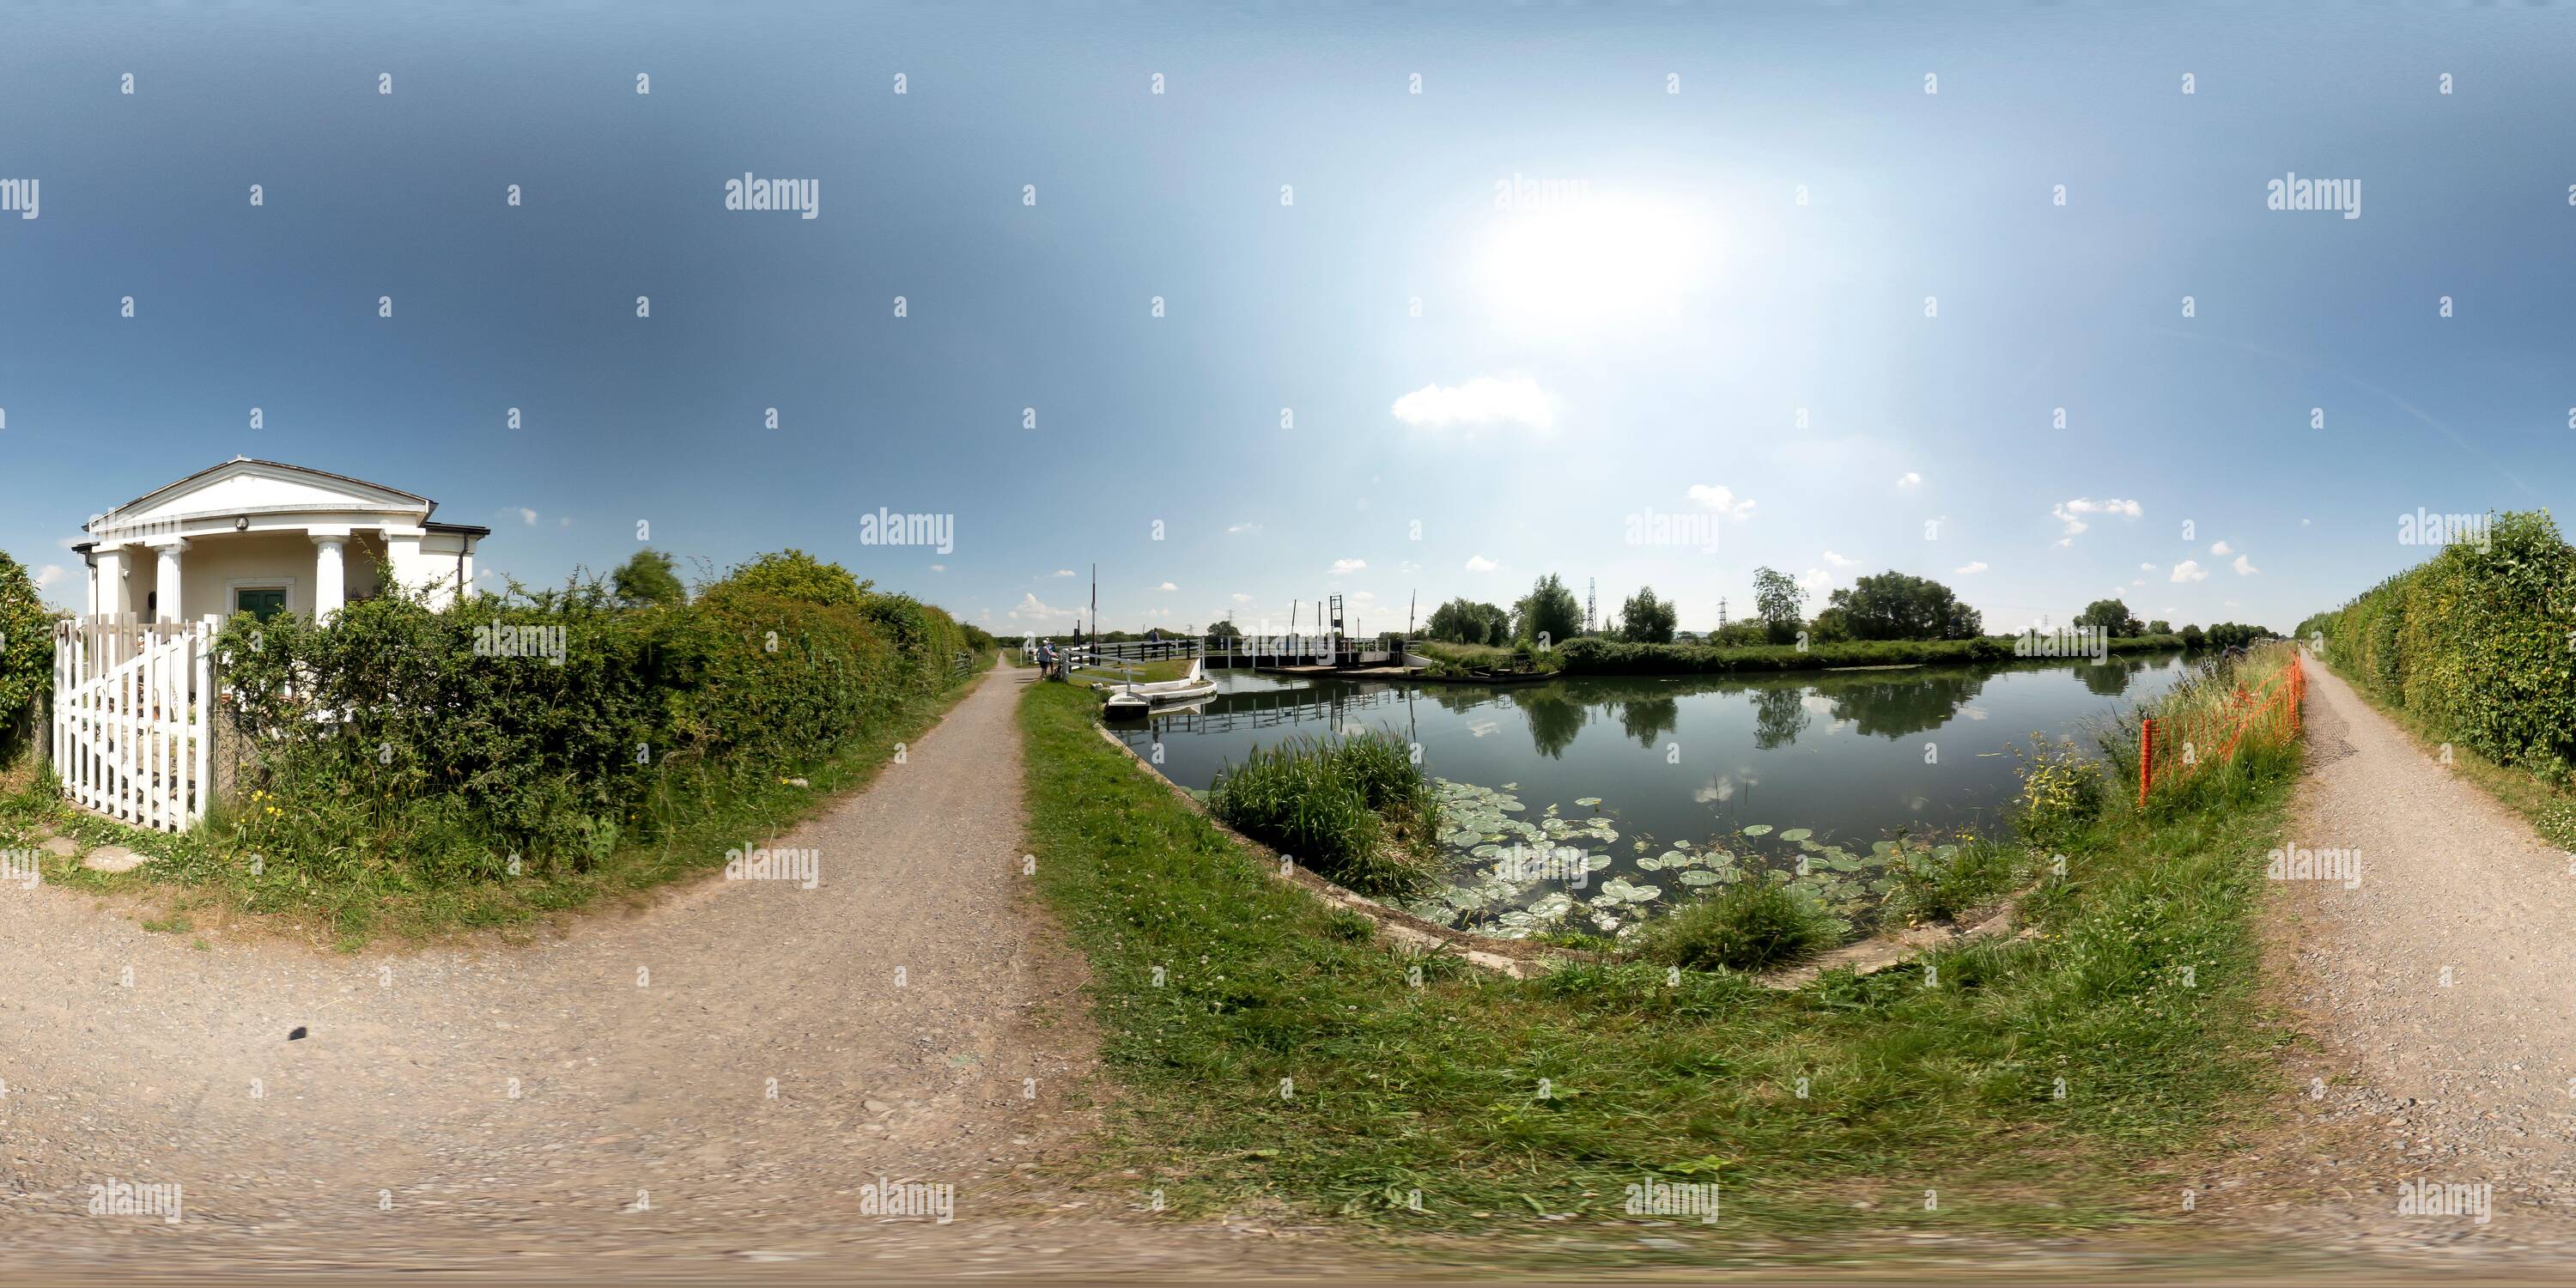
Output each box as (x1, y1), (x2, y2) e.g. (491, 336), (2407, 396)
(1478, 193), (1712, 340)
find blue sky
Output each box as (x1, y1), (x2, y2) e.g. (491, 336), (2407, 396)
(3, 3), (2568, 636)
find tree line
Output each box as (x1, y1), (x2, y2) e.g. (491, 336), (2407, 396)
(1413, 569), (2275, 651)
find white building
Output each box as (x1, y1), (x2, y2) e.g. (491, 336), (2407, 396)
(71, 458), (490, 622)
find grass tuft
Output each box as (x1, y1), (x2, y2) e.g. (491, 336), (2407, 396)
(1639, 876), (1838, 972)
(1206, 732), (1442, 898)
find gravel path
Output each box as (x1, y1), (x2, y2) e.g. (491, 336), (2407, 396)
(2200, 656), (2576, 1261)
(34, 653), (2576, 1279)
(0, 663), (1359, 1279)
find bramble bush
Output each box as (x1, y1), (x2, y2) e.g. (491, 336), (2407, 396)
(217, 549), (973, 884)
(2297, 510), (2576, 784)
(0, 550), (52, 766)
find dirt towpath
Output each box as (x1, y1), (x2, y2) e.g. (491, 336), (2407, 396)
(0, 663), (1358, 1279)
(2202, 656), (2576, 1261)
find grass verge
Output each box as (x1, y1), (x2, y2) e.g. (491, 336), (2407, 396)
(1020, 674), (2299, 1239)
(0, 651), (997, 950)
(2308, 651), (2576, 849)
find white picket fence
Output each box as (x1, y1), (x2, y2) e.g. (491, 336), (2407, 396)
(52, 614), (219, 833)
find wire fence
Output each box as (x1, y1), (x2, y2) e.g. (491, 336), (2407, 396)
(2137, 649), (2306, 805)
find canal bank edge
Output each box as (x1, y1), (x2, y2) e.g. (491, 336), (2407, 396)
(1090, 719), (2038, 990)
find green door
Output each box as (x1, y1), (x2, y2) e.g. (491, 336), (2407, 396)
(235, 588), (288, 622)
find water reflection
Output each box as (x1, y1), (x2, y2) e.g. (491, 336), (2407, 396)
(1749, 686), (1808, 750)
(1807, 669), (1990, 739)
(1116, 653), (2193, 862)
(1114, 653), (2196, 939)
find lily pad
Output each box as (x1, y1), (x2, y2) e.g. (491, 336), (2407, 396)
(1575, 796), (1603, 807)
(1780, 828), (1814, 841)
(1741, 824), (1773, 837)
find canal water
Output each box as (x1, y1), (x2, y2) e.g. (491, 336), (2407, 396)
(1110, 653), (2194, 940)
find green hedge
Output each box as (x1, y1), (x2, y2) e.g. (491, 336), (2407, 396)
(217, 554), (972, 881)
(1553, 633), (2187, 677)
(2297, 510), (2576, 782)
(0, 551), (51, 763)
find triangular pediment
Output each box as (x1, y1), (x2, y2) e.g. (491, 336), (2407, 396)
(106, 459), (433, 526)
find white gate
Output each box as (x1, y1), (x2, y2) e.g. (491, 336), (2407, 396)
(52, 615), (218, 833)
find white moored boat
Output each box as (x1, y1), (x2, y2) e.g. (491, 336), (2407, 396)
(1100, 659), (1218, 719)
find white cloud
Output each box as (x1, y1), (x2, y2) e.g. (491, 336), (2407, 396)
(1389, 375), (1554, 432)
(1795, 568), (1832, 594)
(1895, 471), (1923, 489)
(1823, 550), (1856, 568)
(1686, 483), (1757, 520)
(1227, 522), (1261, 535)
(558, 516), (573, 529)
(2210, 540), (2233, 556)
(2170, 560), (2210, 583)
(2051, 496), (2142, 543)
(34, 563), (64, 588)
(1050, 569), (1076, 577)
(1954, 561), (1988, 575)
(1157, 581), (1177, 592)
(2140, 563), (2156, 572)
(930, 564), (946, 573)
(2232, 555), (2260, 576)
(1464, 554), (1499, 572)
(1008, 592), (1078, 623)
(1230, 592), (1252, 604)
(1329, 558), (1367, 575)
(509, 507), (538, 526)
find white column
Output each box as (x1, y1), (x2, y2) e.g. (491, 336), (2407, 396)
(383, 527), (425, 603)
(313, 533), (348, 619)
(150, 539), (189, 623)
(93, 547), (124, 617)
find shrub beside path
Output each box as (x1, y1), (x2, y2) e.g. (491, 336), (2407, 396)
(2202, 656), (2576, 1260)
(0, 660), (1355, 1279)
